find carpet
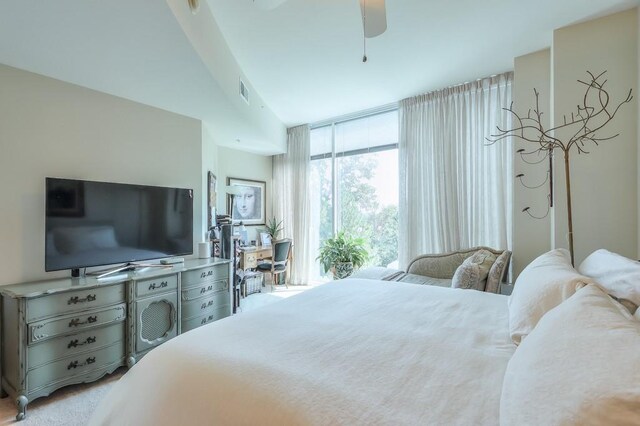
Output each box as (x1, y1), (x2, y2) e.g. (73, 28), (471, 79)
(0, 369), (123, 426)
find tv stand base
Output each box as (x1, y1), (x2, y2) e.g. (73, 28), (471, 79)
(86, 262), (171, 279)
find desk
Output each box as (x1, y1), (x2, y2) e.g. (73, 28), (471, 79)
(239, 246), (273, 270)
(238, 245), (292, 289)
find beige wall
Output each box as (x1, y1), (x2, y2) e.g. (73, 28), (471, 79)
(552, 9), (638, 264)
(511, 8), (638, 275)
(213, 146), (273, 242)
(0, 64), (203, 285)
(512, 49), (552, 276)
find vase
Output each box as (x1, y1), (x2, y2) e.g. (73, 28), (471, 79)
(333, 262), (354, 280)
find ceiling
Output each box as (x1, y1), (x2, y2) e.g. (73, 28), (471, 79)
(0, 0), (637, 155)
(0, 0), (286, 154)
(208, 0), (639, 126)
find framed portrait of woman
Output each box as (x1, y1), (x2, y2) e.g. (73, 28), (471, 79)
(227, 177), (266, 226)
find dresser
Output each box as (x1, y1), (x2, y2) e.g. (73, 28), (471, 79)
(0, 258), (231, 421)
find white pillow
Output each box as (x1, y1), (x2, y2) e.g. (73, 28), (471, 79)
(501, 284), (640, 425)
(508, 248), (592, 344)
(451, 249), (497, 291)
(579, 249), (640, 306)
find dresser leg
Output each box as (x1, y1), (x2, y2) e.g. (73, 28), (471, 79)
(0, 388), (8, 398)
(126, 356), (137, 369)
(15, 394), (28, 421)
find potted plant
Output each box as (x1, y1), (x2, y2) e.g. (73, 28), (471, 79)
(317, 232), (368, 279)
(264, 218), (284, 240)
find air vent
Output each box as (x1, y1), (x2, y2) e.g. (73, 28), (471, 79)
(239, 79), (250, 104)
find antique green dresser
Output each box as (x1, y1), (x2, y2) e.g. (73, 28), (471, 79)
(0, 258), (231, 420)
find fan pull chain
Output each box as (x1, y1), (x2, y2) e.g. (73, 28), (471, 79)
(362, 0), (368, 62)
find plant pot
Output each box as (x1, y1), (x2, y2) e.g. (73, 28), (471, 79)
(332, 262), (354, 280)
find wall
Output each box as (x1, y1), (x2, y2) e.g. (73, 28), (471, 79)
(201, 124), (219, 240)
(213, 146), (273, 242)
(552, 9), (638, 264)
(512, 49), (552, 276)
(0, 64), (203, 285)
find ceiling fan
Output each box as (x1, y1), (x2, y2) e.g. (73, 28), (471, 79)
(252, 0), (388, 55)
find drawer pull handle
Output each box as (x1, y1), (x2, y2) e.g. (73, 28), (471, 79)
(200, 285), (214, 295)
(69, 315), (98, 328)
(200, 300), (215, 310)
(67, 356), (96, 370)
(67, 336), (97, 348)
(200, 270), (215, 279)
(148, 281), (168, 291)
(67, 294), (96, 305)
(200, 314), (217, 325)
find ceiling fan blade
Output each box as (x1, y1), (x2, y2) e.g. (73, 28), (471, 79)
(359, 0), (387, 38)
(252, 0), (288, 10)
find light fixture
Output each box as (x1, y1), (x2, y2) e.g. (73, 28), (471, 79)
(359, 0), (387, 62)
(188, 0), (199, 14)
(359, 0), (387, 38)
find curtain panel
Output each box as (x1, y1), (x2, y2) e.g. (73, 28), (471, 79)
(398, 73), (513, 268)
(273, 124), (312, 285)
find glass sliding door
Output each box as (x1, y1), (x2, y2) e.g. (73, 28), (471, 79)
(310, 109), (399, 280)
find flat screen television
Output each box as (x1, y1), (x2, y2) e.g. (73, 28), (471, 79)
(45, 177), (193, 276)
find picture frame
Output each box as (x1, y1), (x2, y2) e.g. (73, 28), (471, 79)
(207, 171), (217, 230)
(260, 232), (272, 247)
(227, 177), (266, 226)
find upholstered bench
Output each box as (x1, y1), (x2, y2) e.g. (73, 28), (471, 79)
(352, 247), (511, 294)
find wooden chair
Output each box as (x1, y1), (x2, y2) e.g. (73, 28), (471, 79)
(257, 238), (292, 290)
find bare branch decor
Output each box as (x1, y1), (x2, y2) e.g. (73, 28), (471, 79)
(487, 71), (633, 265)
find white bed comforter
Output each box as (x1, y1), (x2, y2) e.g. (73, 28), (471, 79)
(90, 279), (515, 426)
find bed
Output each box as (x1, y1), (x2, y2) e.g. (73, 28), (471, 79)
(90, 279), (515, 425)
(90, 248), (640, 425)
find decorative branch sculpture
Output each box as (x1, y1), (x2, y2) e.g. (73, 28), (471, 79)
(487, 71), (633, 265)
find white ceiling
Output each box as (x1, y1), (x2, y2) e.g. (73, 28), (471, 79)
(208, 0), (639, 126)
(0, 0), (286, 154)
(0, 0), (637, 154)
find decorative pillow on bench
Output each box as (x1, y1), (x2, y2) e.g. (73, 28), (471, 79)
(451, 249), (496, 291)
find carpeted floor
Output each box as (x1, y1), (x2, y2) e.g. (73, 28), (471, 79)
(0, 284), (315, 424)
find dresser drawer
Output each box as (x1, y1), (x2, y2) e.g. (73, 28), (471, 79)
(27, 341), (125, 392)
(29, 303), (126, 344)
(181, 291), (230, 320)
(26, 284), (125, 322)
(182, 264), (228, 288)
(135, 274), (178, 298)
(181, 305), (230, 333)
(28, 322), (125, 369)
(181, 279), (228, 302)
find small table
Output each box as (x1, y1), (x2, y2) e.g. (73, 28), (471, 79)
(239, 246), (273, 270)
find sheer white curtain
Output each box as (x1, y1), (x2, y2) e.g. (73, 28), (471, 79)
(273, 124), (312, 285)
(398, 73), (513, 268)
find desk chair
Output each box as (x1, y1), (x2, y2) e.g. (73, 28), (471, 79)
(257, 238), (292, 290)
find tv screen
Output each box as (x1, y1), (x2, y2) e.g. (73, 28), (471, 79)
(45, 178), (193, 272)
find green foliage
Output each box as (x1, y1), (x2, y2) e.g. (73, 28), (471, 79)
(316, 231), (368, 273)
(264, 217), (283, 239)
(311, 151), (399, 274)
(370, 204), (399, 267)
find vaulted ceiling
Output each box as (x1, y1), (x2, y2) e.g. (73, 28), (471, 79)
(0, 0), (637, 154)
(209, 0), (639, 126)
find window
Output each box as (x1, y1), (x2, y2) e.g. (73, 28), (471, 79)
(310, 109), (399, 279)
